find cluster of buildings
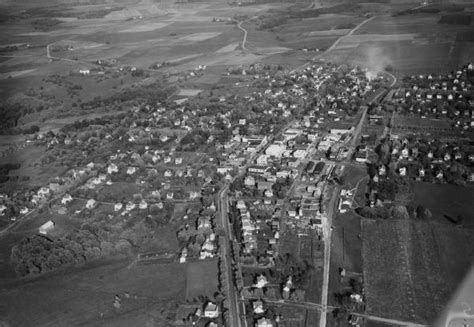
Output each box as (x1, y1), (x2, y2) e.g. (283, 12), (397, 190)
(390, 63), (474, 130)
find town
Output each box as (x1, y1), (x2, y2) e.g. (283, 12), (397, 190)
(2, 55), (473, 326)
(1, 0), (474, 326)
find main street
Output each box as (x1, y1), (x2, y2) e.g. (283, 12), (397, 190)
(217, 119), (296, 326)
(318, 85), (384, 327)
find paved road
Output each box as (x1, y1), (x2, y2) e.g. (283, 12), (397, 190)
(218, 186), (241, 327)
(318, 184), (340, 327)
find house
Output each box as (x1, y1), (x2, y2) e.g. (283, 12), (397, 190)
(38, 187), (50, 197)
(236, 200), (247, 210)
(79, 69), (90, 75)
(201, 238), (215, 252)
(179, 248), (187, 263)
(255, 317), (274, 327)
(253, 300), (265, 314)
(264, 189), (273, 198)
(86, 199), (96, 209)
(355, 150), (368, 163)
(114, 203), (123, 212)
(139, 200), (148, 210)
(254, 274), (268, 288)
(126, 201), (136, 211)
(61, 194), (73, 205)
(293, 149), (307, 159)
(197, 216), (212, 230)
(107, 163), (118, 174)
(217, 166), (233, 175)
(39, 220), (55, 235)
(203, 302), (219, 318)
(166, 192), (174, 199)
(189, 191), (200, 199)
(244, 175), (256, 187)
(175, 157), (183, 165)
(126, 167), (136, 175)
(399, 167), (407, 177)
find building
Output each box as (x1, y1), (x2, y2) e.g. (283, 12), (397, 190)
(203, 302), (219, 318)
(255, 317), (274, 327)
(265, 144), (286, 157)
(39, 220), (55, 235)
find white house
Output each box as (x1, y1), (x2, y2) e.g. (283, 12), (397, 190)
(107, 163), (118, 174)
(255, 317), (274, 327)
(253, 300), (265, 314)
(114, 203), (123, 212)
(61, 194), (73, 205)
(86, 199), (96, 209)
(203, 302), (219, 318)
(254, 274), (268, 288)
(39, 220), (55, 235)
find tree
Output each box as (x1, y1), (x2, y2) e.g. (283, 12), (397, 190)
(390, 205), (410, 220)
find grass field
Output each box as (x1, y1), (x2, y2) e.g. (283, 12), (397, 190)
(362, 218), (474, 324)
(0, 259), (187, 326)
(185, 258), (219, 301)
(413, 182), (474, 228)
(328, 211), (362, 308)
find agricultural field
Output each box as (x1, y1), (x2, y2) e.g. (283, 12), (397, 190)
(323, 10), (474, 75)
(362, 218), (474, 325)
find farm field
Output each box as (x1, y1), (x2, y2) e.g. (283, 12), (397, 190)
(322, 11), (474, 74)
(362, 218), (474, 325)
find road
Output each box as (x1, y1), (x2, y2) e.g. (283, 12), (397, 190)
(319, 89), (374, 327)
(218, 185), (241, 327)
(237, 22), (249, 52)
(291, 15), (377, 73)
(318, 184), (340, 327)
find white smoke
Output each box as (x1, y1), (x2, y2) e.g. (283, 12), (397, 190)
(361, 45), (392, 81)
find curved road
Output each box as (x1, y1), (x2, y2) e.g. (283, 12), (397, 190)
(237, 21), (249, 52)
(291, 15), (377, 73)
